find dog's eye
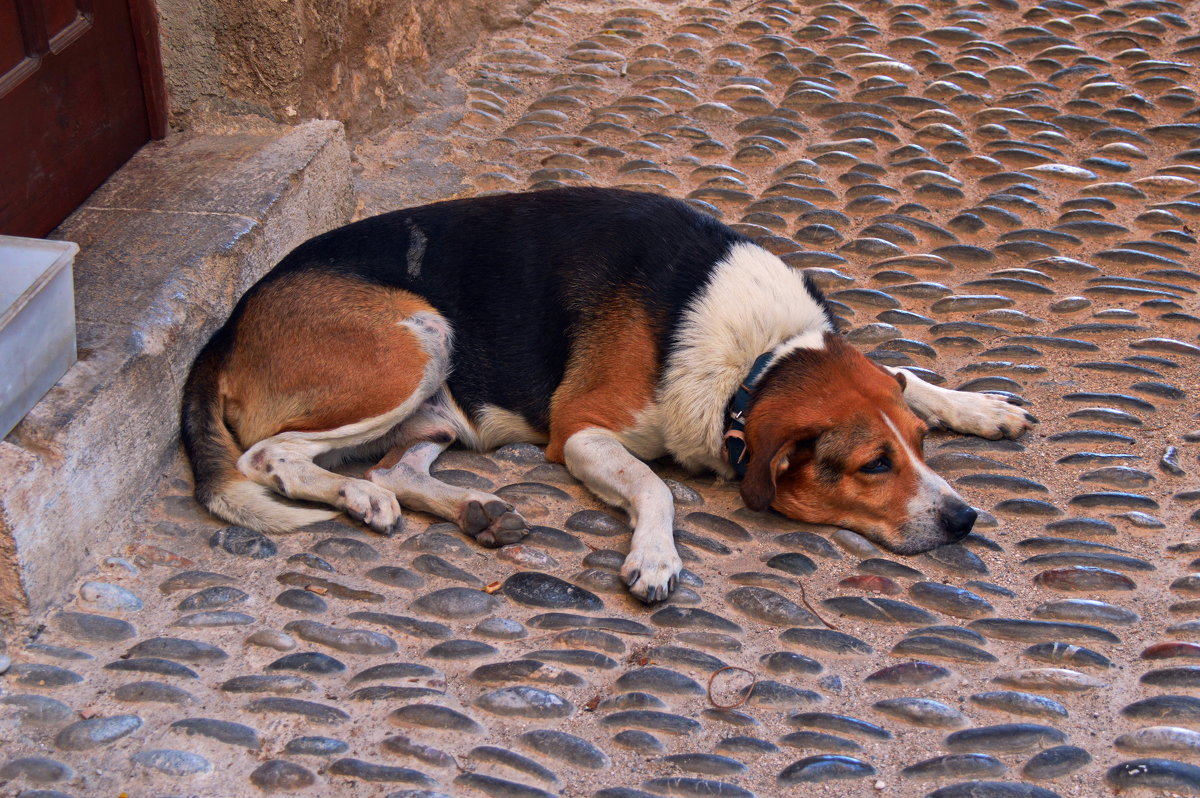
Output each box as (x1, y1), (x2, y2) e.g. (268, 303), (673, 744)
(859, 455), (891, 474)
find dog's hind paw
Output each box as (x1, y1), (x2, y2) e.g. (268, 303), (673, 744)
(621, 545), (683, 604)
(461, 499), (528, 548)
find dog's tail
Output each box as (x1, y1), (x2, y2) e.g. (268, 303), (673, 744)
(181, 335), (339, 533)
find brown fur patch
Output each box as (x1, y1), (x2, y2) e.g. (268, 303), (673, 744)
(741, 334), (927, 547)
(545, 296), (659, 462)
(220, 272), (439, 447)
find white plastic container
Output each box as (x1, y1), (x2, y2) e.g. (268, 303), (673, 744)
(0, 235), (79, 439)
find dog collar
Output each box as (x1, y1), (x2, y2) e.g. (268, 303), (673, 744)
(723, 351), (776, 477)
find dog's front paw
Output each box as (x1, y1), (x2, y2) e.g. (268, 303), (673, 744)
(621, 544), (683, 604)
(340, 480), (404, 535)
(948, 392), (1039, 440)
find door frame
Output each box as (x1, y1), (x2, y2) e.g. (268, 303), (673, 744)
(127, 0), (167, 139)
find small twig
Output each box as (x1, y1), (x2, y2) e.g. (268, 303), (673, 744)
(798, 581), (837, 630)
(708, 665), (757, 709)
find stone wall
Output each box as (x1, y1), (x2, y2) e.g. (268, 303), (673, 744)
(155, 0), (539, 134)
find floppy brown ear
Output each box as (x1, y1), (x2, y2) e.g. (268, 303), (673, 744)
(740, 435), (803, 512)
(892, 369), (907, 391)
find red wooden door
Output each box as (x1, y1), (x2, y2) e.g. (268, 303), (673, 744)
(0, 0), (165, 238)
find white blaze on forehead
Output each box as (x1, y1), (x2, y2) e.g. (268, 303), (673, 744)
(879, 409), (955, 519)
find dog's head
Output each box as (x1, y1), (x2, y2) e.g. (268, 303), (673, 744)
(740, 334), (976, 554)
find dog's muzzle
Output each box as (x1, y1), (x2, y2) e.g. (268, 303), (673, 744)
(888, 496), (978, 555)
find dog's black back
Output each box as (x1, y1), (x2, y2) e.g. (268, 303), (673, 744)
(250, 187), (747, 429)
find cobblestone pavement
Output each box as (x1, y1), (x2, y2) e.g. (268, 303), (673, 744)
(6, 0), (1200, 796)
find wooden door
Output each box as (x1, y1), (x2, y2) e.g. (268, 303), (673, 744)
(0, 0), (165, 238)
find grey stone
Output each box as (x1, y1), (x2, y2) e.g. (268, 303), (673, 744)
(519, 729), (609, 769)
(901, 753), (1007, 781)
(907, 582), (994, 618)
(389, 703), (482, 733)
(173, 610), (255, 627)
(726, 586), (819, 626)
(275, 588), (328, 614)
(410, 588), (500, 619)
(1106, 759), (1200, 795)
(328, 758), (435, 785)
(1, 694), (74, 725)
(246, 697), (350, 724)
(502, 572), (603, 610)
(474, 617), (527, 640)
(476, 686), (574, 718)
(283, 620), (397, 654)
(945, 723), (1068, 753)
(602, 710), (701, 735)
(892, 635), (998, 664)
(8, 664), (83, 687)
(874, 697), (968, 728)
(413, 554), (482, 585)
(778, 730), (861, 753)
(112, 680), (194, 704)
(171, 717), (261, 748)
(780, 627), (873, 655)
(55, 714), (143, 750)
(53, 611), (136, 642)
(366, 565), (426, 589)
(131, 748), (213, 775)
(454, 773), (556, 798)
(426, 639), (497, 659)
(468, 745), (558, 785)
(77, 581), (143, 612)
(616, 667), (704, 696)
(311, 536), (380, 561)
(266, 651), (346, 675)
(970, 691), (1068, 719)
(220, 674), (317, 694)
(124, 637), (227, 663)
(246, 629), (297, 651)
(865, 661), (952, 686)
(1023, 745), (1091, 779)
(566, 510), (630, 536)
(822, 596), (936, 625)
(613, 729), (666, 753)
(778, 755), (876, 784)
(285, 736), (349, 756)
(0, 757), (74, 783)
(210, 526), (277, 558)
(927, 782), (1062, 797)
(349, 611), (453, 639)
(250, 759), (317, 790)
(643, 776), (752, 796)
(651, 606), (742, 633)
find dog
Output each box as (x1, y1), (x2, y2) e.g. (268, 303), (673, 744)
(182, 187), (1036, 602)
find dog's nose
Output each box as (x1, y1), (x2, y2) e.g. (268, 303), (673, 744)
(943, 500), (977, 541)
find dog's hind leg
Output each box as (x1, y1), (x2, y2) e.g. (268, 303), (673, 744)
(887, 366), (1038, 440)
(561, 428), (681, 603)
(226, 273), (453, 535)
(366, 399), (529, 548)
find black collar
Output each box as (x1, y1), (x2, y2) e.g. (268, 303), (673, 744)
(723, 351), (776, 477)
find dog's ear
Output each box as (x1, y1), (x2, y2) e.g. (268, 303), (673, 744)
(892, 369), (907, 391)
(740, 433), (814, 512)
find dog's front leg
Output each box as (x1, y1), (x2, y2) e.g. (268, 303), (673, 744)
(887, 366), (1038, 439)
(562, 428), (682, 603)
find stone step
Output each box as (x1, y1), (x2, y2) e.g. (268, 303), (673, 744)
(0, 120), (353, 624)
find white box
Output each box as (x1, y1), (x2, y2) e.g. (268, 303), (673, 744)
(0, 235), (79, 440)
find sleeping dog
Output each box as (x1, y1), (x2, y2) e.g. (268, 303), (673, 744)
(182, 187), (1035, 602)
